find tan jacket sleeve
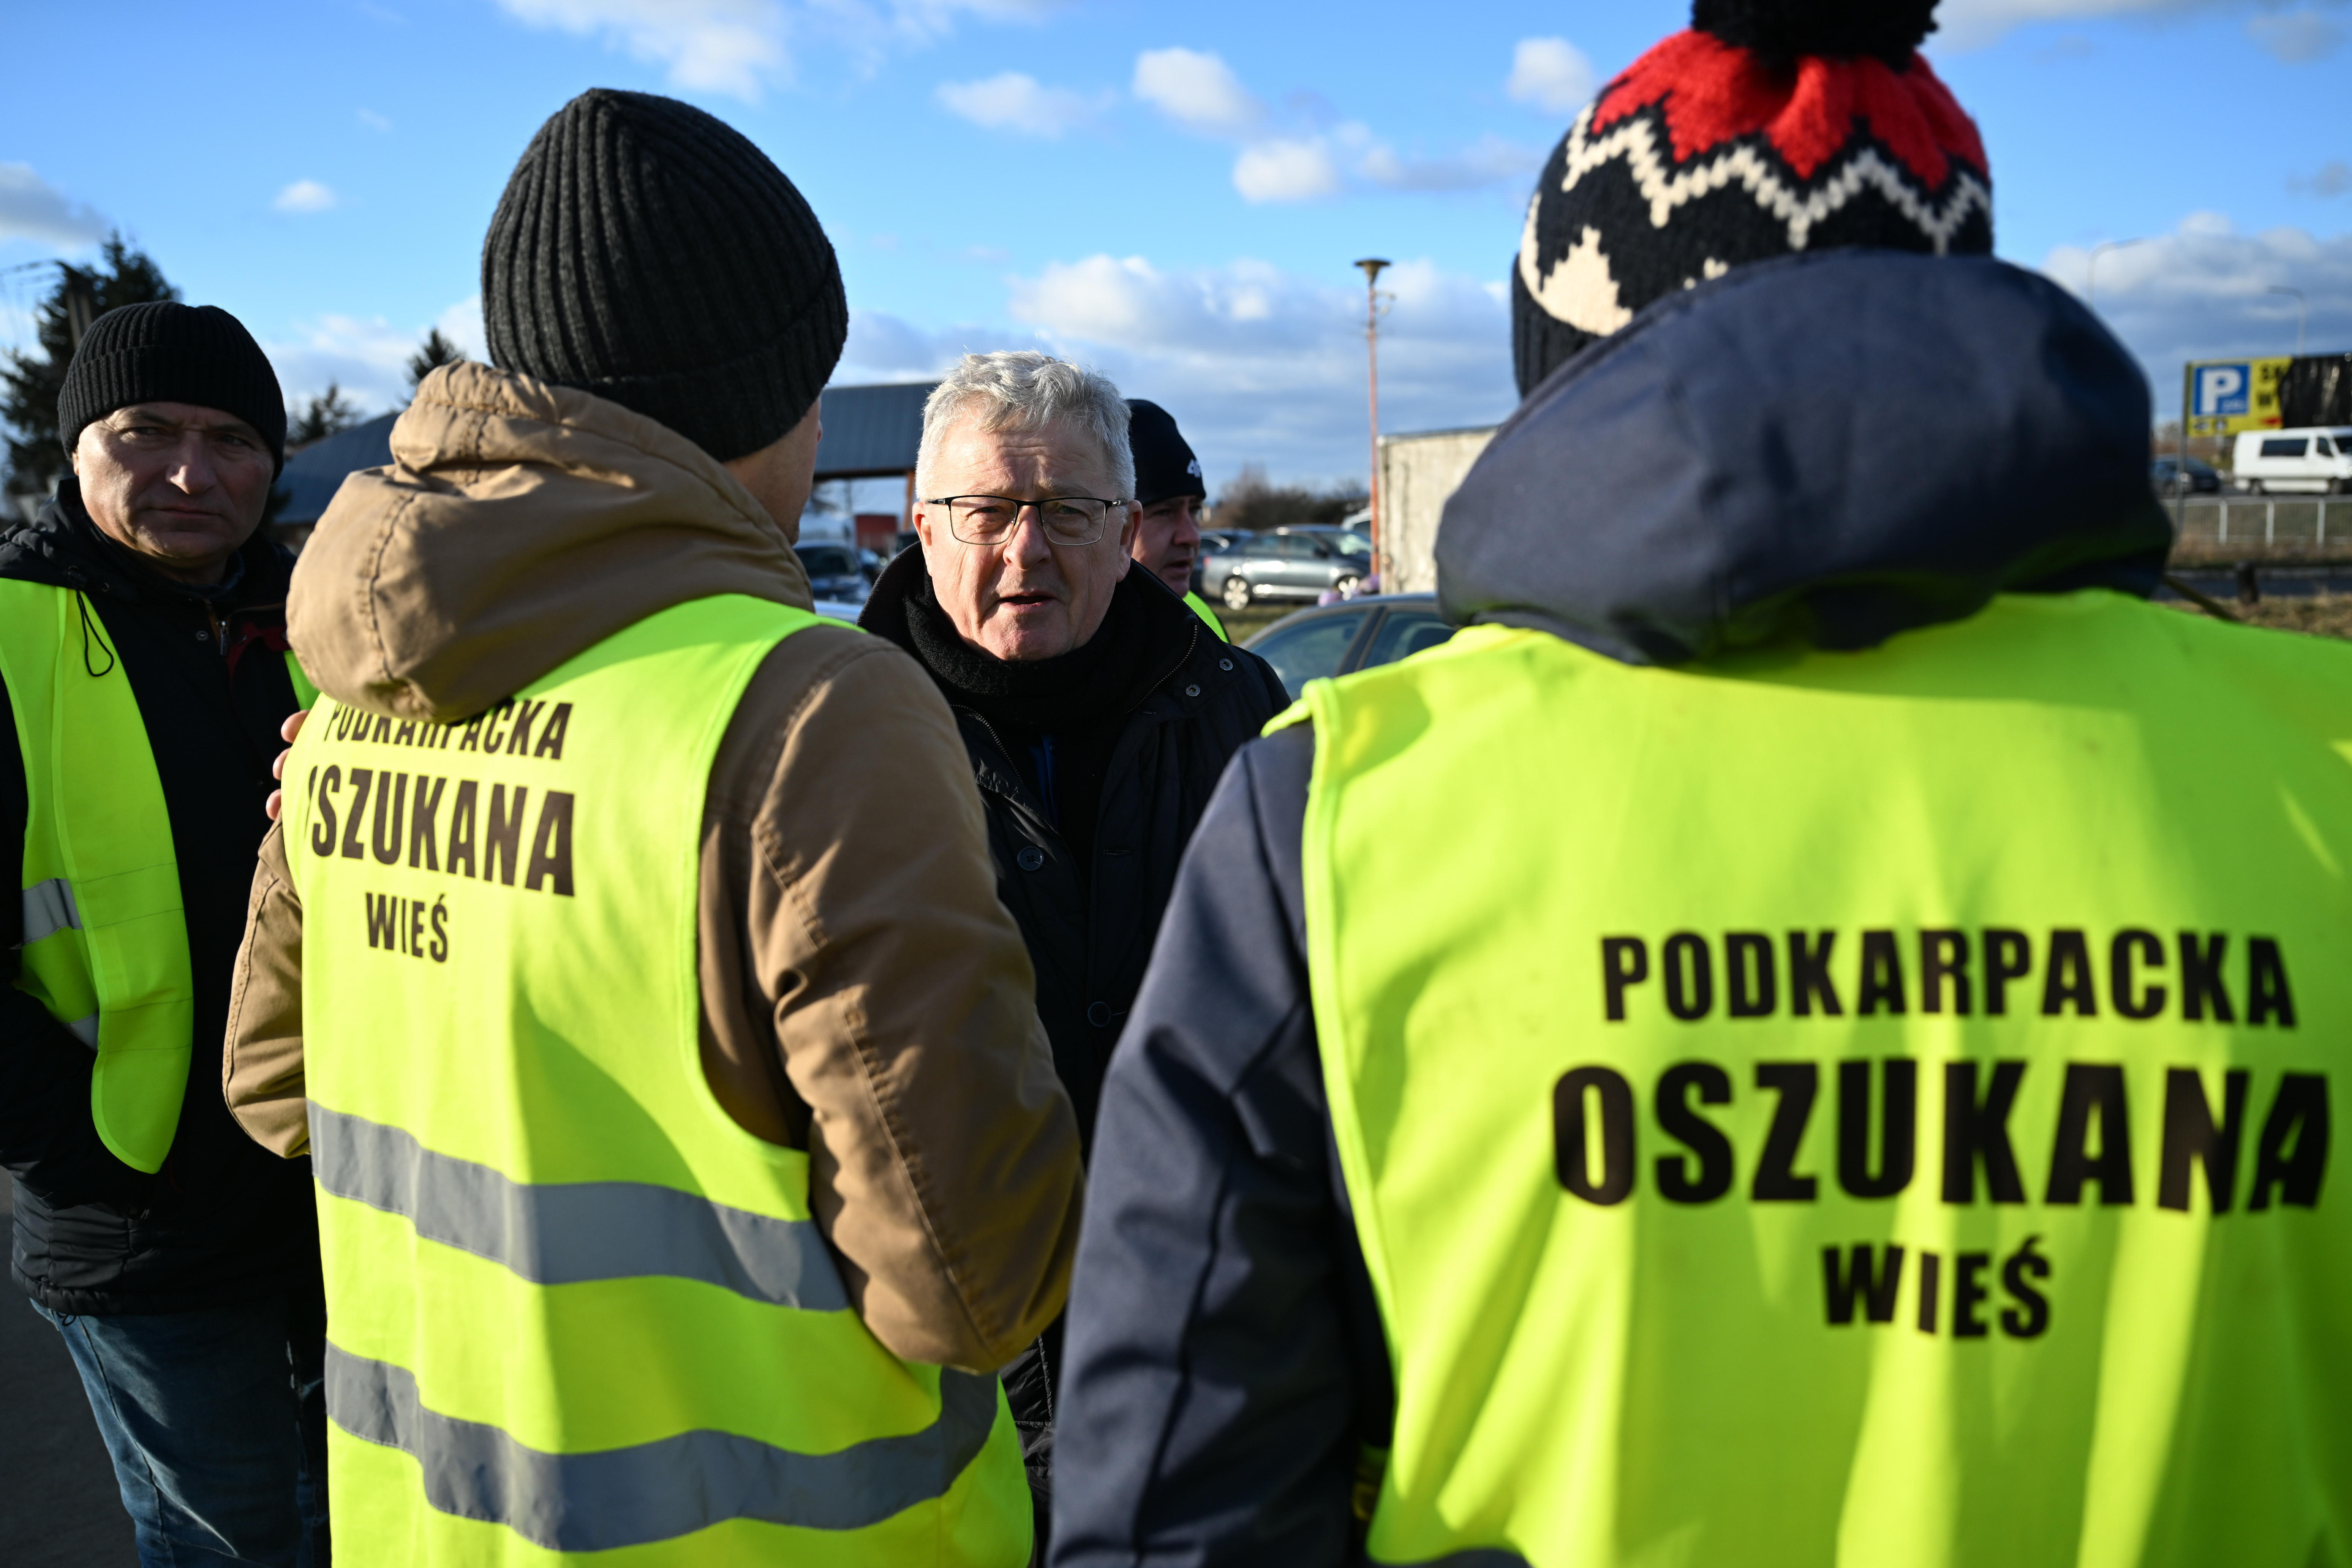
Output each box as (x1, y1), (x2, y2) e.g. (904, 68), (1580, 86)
(224, 822), (312, 1157)
(698, 627), (1082, 1374)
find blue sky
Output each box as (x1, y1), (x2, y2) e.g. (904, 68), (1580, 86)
(3, 0), (2347, 497)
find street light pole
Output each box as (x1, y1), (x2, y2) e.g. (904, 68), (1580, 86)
(1356, 257), (1390, 593)
(2265, 285), (2308, 355)
(2085, 237), (2144, 312)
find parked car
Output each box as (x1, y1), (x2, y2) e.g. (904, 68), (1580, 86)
(1276, 523), (1375, 557)
(1203, 530), (1373, 610)
(1242, 594), (1456, 698)
(2232, 427), (2352, 494)
(2150, 457), (2221, 496)
(794, 541), (870, 603)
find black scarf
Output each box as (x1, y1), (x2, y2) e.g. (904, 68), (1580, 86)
(901, 570), (1159, 735)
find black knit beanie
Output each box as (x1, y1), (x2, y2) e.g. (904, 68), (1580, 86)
(1513, 0), (1992, 396)
(482, 89), (848, 463)
(1127, 400), (1206, 506)
(57, 302), (288, 473)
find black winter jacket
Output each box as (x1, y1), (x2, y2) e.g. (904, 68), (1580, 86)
(1049, 252), (2179, 1566)
(1, 485), (320, 1315)
(862, 551), (1290, 1143)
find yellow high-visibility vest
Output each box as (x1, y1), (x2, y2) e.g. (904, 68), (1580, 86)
(284, 593), (1031, 1565)
(2, 577), (315, 1173)
(1288, 591), (2352, 1568)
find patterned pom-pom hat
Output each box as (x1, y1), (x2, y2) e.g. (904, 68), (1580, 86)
(1513, 0), (1992, 395)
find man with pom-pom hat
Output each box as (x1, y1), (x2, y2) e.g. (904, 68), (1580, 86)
(1047, 5), (2352, 1565)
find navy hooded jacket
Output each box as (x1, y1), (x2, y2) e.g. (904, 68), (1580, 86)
(1048, 250), (2172, 1567)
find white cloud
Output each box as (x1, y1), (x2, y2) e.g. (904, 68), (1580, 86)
(1001, 252), (1514, 484)
(2291, 160), (2351, 196)
(935, 71), (1106, 137)
(496, 0), (789, 98)
(495, 0), (1062, 101)
(436, 295), (488, 360)
(1131, 49), (1531, 204)
(357, 107), (394, 132)
(1233, 138), (1343, 203)
(1937, 0), (2351, 49)
(267, 298), (487, 413)
(2044, 212), (2352, 414)
(1359, 134), (1541, 193)
(275, 179), (338, 214)
(1506, 37), (1597, 115)
(0, 163), (107, 246)
(836, 309), (1031, 380)
(1132, 47), (1263, 137)
(2248, 6), (2344, 57)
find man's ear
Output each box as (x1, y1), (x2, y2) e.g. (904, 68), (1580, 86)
(1117, 499), (1142, 556)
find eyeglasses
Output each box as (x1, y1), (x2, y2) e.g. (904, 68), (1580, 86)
(923, 495), (1124, 547)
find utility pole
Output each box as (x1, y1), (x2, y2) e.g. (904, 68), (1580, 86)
(1355, 257), (1390, 591)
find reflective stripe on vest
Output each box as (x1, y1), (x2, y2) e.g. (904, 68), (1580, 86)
(1295, 594), (2352, 1568)
(284, 594), (1030, 1565)
(325, 1344), (1004, 1552)
(0, 579), (193, 1170)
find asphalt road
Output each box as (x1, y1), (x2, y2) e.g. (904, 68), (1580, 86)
(0, 1169), (138, 1565)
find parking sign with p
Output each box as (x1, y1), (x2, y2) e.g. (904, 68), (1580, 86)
(2194, 364), (2249, 418)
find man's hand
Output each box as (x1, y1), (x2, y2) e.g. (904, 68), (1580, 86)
(264, 708), (308, 821)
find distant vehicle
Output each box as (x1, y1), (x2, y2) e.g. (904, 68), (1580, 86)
(1275, 523), (1375, 556)
(794, 541), (870, 603)
(1197, 530), (1240, 558)
(2232, 427), (2352, 494)
(2150, 457), (2221, 496)
(1242, 594), (1455, 698)
(1203, 529), (1372, 610)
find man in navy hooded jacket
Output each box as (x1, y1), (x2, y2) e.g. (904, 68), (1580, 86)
(1048, 5), (2352, 1565)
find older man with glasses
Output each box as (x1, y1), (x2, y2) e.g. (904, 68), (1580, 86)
(861, 350), (1287, 1557)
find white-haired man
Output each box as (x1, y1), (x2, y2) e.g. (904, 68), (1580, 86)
(860, 351), (1289, 1551)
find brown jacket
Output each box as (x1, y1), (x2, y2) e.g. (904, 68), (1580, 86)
(223, 362), (1080, 1373)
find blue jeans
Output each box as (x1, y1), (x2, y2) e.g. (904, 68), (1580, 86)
(33, 1292), (329, 1567)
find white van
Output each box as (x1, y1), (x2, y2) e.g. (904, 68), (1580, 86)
(2232, 427), (2352, 493)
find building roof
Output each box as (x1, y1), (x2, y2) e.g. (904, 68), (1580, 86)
(271, 380), (938, 528)
(814, 381), (935, 480)
(274, 410), (398, 526)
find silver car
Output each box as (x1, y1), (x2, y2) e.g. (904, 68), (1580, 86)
(1203, 530), (1373, 610)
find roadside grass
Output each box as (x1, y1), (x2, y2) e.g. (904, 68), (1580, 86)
(2167, 591), (2352, 640)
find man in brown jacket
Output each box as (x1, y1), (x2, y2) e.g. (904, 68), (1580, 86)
(222, 89), (1080, 1563)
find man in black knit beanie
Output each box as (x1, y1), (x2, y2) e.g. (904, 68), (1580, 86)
(3, 299), (328, 1563)
(227, 89), (1079, 1565)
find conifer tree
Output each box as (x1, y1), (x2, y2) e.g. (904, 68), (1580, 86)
(2, 235), (179, 509)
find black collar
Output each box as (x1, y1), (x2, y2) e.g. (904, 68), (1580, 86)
(864, 549), (1198, 733)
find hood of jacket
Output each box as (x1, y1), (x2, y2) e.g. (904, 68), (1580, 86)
(289, 359), (813, 720)
(1438, 249), (2173, 664)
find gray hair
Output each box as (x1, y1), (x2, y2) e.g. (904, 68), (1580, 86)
(915, 351), (1135, 503)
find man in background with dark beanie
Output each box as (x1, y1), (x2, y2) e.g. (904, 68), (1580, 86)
(2, 301), (328, 1564)
(1125, 399), (1225, 639)
(224, 88), (1073, 1565)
